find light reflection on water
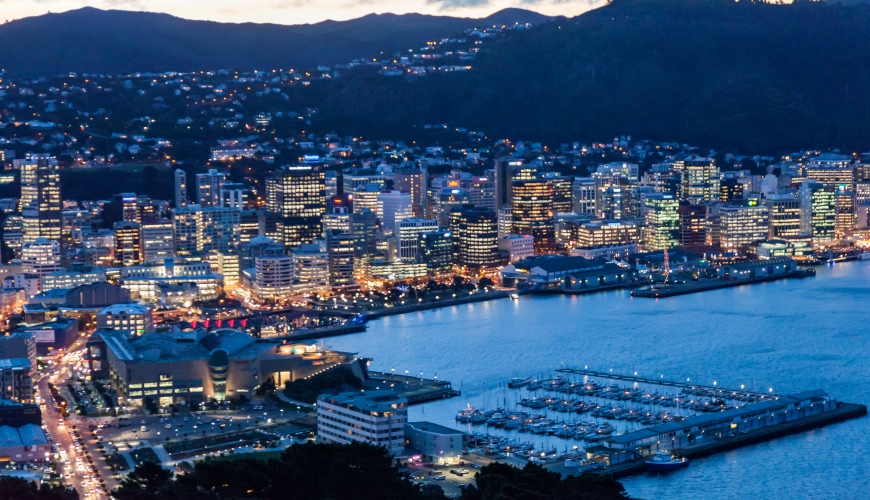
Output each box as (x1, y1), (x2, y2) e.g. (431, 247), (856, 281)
(322, 262), (870, 499)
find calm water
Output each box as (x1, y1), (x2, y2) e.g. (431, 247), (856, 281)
(321, 262), (870, 499)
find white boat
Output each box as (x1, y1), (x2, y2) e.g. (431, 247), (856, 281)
(509, 293), (519, 300)
(858, 251), (870, 261)
(645, 450), (689, 472)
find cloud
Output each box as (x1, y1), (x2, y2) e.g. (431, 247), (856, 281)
(426, 0), (491, 10)
(516, 0), (600, 5)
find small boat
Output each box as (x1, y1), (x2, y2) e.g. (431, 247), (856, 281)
(645, 450), (689, 472)
(858, 251), (870, 261)
(508, 377), (531, 388)
(509, 293), (519, 300)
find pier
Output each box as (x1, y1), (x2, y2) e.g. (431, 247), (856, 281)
(554, 367), (771, 398)
(366, 371), (460, 405)
(630, 269), (815, 298)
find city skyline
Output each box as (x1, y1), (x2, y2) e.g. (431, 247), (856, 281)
(1, 0), (606, 25)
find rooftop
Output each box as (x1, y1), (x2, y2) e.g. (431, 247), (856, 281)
(406, 421), (465, 436)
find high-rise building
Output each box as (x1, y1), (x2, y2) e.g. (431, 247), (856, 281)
(195, 169), (228, 206)
(289, 243), (330, 295)
(21, 161), (61, 246)
(800, 181), (836, 247)
(467, 175), (496, 212)
(720, 176), (745, 203)
(417, 229), (453, 277)
(113, 221), (142, 267)
(432, 188), (471, 227)
(397, 219), (438, 263)
(116, 193), (140, 223)
(835, 190), (856, 240)
(174, 169), (188, 208)
(576, 220), (641, 249)
(540, 173), (573, 215)
(497, 207), (513, 239)
(393, 169), (425, 217)
(765, 192), (802, 239)
(266, 166), (326, 248)
(325, 230), (356, 291)
(642, 194), (680, 251)
(172, 205), (240, 255)
(2, 216), (24, 259)
(448, 206), (502, 274)
(351, 209), (379, 258)
(678, 204), (707, 247)
(21, 238), (61, 276)
(219, 182), (249, 210)
(572, 177), (597, 215)
(719, 202), (769, 252)
(512, 178), (555, 253)
(680, 157), (720, 204)
(323, 213), (353, 237)
(139, 218), (174, 261)
(377, 190), (413, 236)
(494, 158), (522, 209)
(254, 245), (294, 301)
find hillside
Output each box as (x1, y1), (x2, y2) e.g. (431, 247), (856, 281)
(0, 7), (551, 77)
(302, 0), (870, 153)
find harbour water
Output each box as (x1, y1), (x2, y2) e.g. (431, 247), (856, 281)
(320, 261), (870, 499)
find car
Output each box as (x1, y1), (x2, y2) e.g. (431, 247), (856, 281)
(224, 415), (231, 420)
(164, 424), (171, 429)
(433, 475), (446, 481)
(140, 420), (146, 425)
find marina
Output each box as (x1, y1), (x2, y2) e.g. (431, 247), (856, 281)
(322, 261), (870, 499)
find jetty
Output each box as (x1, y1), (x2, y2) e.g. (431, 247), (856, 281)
(366, 371), (460, 405)
(631, 269), (815, 298)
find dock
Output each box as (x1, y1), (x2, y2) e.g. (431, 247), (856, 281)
(630, 269), (815, 298)
(366, 371), (461, 405)
(554, 367), (771, 398)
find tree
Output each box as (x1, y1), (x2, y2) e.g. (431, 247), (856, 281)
(114, 461), (174, 499)
(460, 462), (629, 500)
(0, 476), (77, 500)
(478, 277), (494, 289)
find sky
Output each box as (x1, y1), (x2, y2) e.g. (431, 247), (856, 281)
(0, 0), (606, 25)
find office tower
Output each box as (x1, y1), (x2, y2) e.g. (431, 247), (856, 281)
(327, 194), (353, 214)
(835, 191), (856, 240)
(377, 190), (413, 236)
(599, 185), (626, 220)
(342, 172), (385, 193)
(805, 161), (854, 190)
(719, 202), (770, 252)
(468, 175), (496, 212)
(393, 168), (425, 217)
(800, 181), (836, 247)
(352, 209), (379, 258)
(21, 238), (61, 276)
(678, 204), (707, 247)
(172, 205), (241, 255)
(397, 219), (438, 263)
(432, 188), (470, 227)
(765, 192), (802, 239)
(351, 184), (381, 216)
(323, 213), (353, 237)
(512, 178), (555, 254)
(494, 158), (522, 209)
(680, 157), (720, 204)
(417, 229), (453, 277)
(642, 194), (680, 251)
(448, 206), (502, 274)
(220, 182), (249, 209)
(2, 216), (23, 259)
(21, 161), (61, 246)
(195, 169), (227, 206)
(289, 243), (330, 295)
(497, 207), (513, 239)
(137, 196), (160, 221)
(325, 230), (356, 291)
(254, 245), (295, 301)
(113, 221), (142, 267)
(540, 173), (573, 214)
(139, 218), (174, 261)
(572, 178), (597, 215)
(720, 176), (744, 203)
(324, 170), (339, 199)
(855, 164), (870, 183)
(239, 210), (260, 244)
(174, 169), (188, 208)
(110, 193), (140, 223)
(575, 220), (641, 249)
(266, 166), (326, 248)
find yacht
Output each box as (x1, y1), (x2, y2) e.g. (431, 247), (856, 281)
(645, 450), (689, 472)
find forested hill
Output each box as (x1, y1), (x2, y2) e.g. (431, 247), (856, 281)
(0, 7), (550, 77)
(304, 0), (870, 153)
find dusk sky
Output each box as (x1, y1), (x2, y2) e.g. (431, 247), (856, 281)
(1, 0), (606, 24)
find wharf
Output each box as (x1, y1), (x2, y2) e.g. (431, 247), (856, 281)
(630, 270), (814, 298)
(560, 402), (867, 480)
(364, 291), (509, 319)
(555, 367), (770, 397)
(274, 323), (366, 341)
(366, 371), (461, 405)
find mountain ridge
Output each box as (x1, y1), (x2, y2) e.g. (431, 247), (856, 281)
(0, 7), (552, 77)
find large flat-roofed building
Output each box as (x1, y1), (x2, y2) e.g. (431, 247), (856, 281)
(96, 303), (154, 335)
(404, 421), (466, 464)
(119, 258), (222, 301)
(12, 318), (78, 355)
(317, 390), (407, 456)
(89, 329), (354, 406)
(0, 423), (49, 462)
